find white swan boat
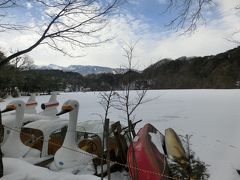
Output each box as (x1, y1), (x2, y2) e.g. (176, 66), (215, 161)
(1, 100), (41, 158)
(1, 99), (69, 165)
(50, 100), (95, 174)
(49, 100), (128, 175)
(1, 92), (60, 145)
(1, 99), (128, 174)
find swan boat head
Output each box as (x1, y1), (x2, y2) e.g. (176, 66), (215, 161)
(40, 92), (59, 117)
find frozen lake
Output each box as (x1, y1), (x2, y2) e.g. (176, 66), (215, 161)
(1, 89), (240, 179)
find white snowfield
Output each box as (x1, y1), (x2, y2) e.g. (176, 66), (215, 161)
(2, 158), (99, 180)
(0, 89), (240, 180)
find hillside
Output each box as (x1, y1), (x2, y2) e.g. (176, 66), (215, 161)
(142, 46), (240, 89)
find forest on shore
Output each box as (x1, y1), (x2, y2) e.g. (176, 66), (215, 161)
(0, 46), (240, 97)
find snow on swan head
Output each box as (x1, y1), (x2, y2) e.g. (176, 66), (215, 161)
(51, 100), (94, 173)
(1, 100), (40, 158)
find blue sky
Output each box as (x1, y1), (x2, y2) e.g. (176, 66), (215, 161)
(0, 0), (239, 69)
(123, 0), (169, 29)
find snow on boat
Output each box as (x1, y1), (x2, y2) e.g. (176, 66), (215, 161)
(127, 123), (169, 180)
(21, 118), (68, 164)
(1, 92), (60, 145)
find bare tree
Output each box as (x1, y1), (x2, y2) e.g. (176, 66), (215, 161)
(106, 41), (149, 180)
(164, 0), (215, 33)
(10, 54), (34, 70)
(98, 90), (117, 180)
(114, 41), (148, 139)
(164, 0), (240, 34)
(99, 90), (117, 122)
(0, 0), (122, 67)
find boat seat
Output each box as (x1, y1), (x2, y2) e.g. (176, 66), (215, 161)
(47, 126), (67, 155)
(108, 136), (119, 157)
(48, 134), (64, 155)
(20, 128), (43, 151)
(79, 135), (102, 156)
(79, 135), (121, 162)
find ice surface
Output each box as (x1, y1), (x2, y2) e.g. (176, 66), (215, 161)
(1, 90), (240, 179)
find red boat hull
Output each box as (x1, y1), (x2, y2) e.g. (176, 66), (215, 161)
(127, 123), (168, 180)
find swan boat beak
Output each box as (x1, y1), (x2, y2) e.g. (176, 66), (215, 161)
(56, 105), (73, 116)
(2, 104), (16, 113)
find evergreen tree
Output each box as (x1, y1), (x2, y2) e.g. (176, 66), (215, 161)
(168, 135), (209, 180)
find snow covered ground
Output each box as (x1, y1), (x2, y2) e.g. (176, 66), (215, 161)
(1, 89), (240, 179)
(2, 158), (100, 180)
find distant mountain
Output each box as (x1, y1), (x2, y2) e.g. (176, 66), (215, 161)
(34, 64), (125, 76)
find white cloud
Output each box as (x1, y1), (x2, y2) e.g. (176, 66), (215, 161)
(0, 1), (239, 70)
(127, 0), (140, 5)
(157, 0), (167, 5)
(26, 2), (32, 9)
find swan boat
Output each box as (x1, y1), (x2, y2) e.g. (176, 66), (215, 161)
(1, 99), (129, 174)
(1, 93), (60, 145)
(1, 100), (68, 165)
(49, 100), (128, 175)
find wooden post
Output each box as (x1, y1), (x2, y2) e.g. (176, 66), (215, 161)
(104, 118), (110, 180)
(100, 121), (105, 180)
(111, 121), (127, 164)
(129, 120), (136, 138)
(0, 110), (3, 177)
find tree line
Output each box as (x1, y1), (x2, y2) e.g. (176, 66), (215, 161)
(0, 49), (138, 96)
(1, 46), (240, 98)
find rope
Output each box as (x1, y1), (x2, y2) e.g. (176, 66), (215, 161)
(1, 124), (179, 180)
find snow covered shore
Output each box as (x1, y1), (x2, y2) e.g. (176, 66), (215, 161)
(2, 158), (99, 180)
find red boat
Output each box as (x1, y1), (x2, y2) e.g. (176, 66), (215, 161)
(127, 123), (169, 180)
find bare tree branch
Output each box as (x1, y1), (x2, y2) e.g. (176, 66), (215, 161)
(0, 0), (27, 32)
(0, 0), (122, 67)
(114, 41), (149, 138)
(225, 29), (240, 45)
(165, 0), (215, 33)
(0, 0), (16, 8)
(10, 54), (34, 70)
